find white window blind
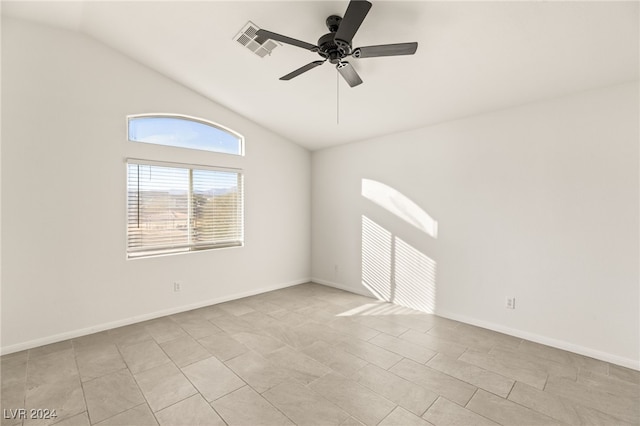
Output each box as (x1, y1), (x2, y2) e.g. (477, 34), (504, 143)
(127, 160), (243, 258)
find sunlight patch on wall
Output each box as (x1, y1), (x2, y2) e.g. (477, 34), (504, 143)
(362, 179), (438, 238)
(361, 215), (437, 313)
(394, 237), (437, 313)
(362, 215), (392, 301)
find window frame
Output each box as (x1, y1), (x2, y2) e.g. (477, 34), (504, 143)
(127, 113), (245, 156)
(125, 159), (244, 260)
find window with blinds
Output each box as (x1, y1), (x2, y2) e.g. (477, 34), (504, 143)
(127, 161), (244, 258)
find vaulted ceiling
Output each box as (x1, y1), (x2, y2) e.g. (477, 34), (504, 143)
(3, 1), (638, 150)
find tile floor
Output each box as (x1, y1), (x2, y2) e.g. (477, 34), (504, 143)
(1, 283), (638, 426)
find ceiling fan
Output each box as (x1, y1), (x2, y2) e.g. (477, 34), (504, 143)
(255, 0), (418, 88)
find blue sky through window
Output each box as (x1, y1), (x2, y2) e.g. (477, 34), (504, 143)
(128, 116), (242, 155)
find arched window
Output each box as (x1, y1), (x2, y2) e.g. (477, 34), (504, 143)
(128, 114), (244, 155)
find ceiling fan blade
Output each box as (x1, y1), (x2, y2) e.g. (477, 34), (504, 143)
(353, 42), (418, 58)
(334, 0), (372, 44)
(280, 61), (326, 80)
(255, 29), (318, 51)
(336, 61), (363, 87)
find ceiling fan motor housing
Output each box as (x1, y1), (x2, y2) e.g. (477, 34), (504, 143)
(319, 15), (353, 63)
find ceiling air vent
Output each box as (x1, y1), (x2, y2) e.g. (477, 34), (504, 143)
(234, 21), (280, 58)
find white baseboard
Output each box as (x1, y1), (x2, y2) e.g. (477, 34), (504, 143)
(311, 278), (639, 371)
(435, 309), (639, 371)
(0, 278), (309, 356)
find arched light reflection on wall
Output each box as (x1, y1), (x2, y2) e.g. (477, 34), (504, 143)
(362, 179), (438, 238)
(361, 215), (437, 313)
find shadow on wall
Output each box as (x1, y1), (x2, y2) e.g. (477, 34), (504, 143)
(361, 179), (438, 313)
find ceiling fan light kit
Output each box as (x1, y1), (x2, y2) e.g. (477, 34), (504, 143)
(254, 0), (418, 88)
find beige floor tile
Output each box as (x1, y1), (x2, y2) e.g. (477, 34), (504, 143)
(24, 375), (85, 426)
(336, 338), (403, 370)
(181, 356), (245, 402)
(427, 326), (495, 353)
(398, 330), (467, 358)
(242, 298), (286, 315)
(379, 407), (434, 426)
(269, 310), (312, 328)
(26, 349), (78, 388)
(238, 311), (283, 329)
(83, 369), (145, 424)
(327, 317), (380, 341)
(370, 333), (437, 364)
(209, 315), (255, 335)
(155, 394), (225, 426)
(212, 385), (294, 426)
(295, 322), (352, 345)
(577, 369), (640, 398)
(352, 316), (409, 337)
(1, 355), (26, 426)
(544, 375), (639, 423)
(2, 354), (27, 388)
(144, 319), (189, 344)
(264, 346), (332, 385)
(95, 404), (158, 426)
(518, 340), (608, 375)
(120, 340), (170, 374)
(224, 350), (290, 393)
(27, 341), (72, 360)
(197, 334), (248, 361)
(456, 324), (522, 350)
(309, 372), (396, 426)
(461, 349), (550, 391)
(609, 363), (640, 384)
(5, 283), (636, 426)
(1, 386), (26, 426)
(159, 336), (210, 368)
(263, 380), (351, 426)
(108, 324), (153, 348)
(340, 416), (366, 426)
(354, 363), (438, 416)
(217, 300), (256, 317)
(173, 318), (222, 340)
(295, 306), (340, 323)
(231, 330), (286, 356)
(133, 362), (197, 412)
(300, 341), (368, 378)
(390, 359), (476, 406)
(75, 344), (126, 382)
(189, 305), (228, 321)
(72, 332), (114, 352)
(422, 397), (497, 426)
(427, 353), (514, 397)
(508, 381), (633, 426)
(261, 323), (319, 350)
(489, 346), (577, 380)
(467, 389), (563, 425)
(51, 412), (90, 426)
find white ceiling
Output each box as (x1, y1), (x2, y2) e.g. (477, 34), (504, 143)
(3, 1), (638, 150)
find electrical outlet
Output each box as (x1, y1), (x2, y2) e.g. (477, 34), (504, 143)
(505, 297), (516, 309)
(173, 282), (181, 292)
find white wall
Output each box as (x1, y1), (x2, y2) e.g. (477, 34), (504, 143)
(311, 82), (639, 368)
(1, 18), (310, 353)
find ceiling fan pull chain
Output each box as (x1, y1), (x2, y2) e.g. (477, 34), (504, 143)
(337, 69), (340, 125)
